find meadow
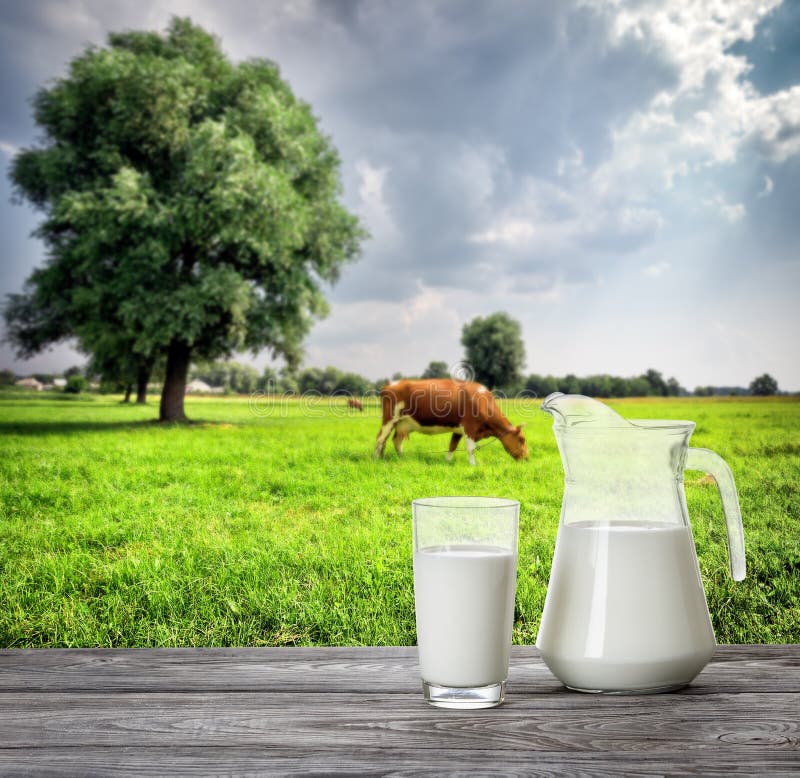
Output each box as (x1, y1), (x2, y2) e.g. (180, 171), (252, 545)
(0, 391), (798, 648)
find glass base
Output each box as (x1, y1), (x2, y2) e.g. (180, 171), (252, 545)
(422, 680), (506, 709)
(565, 681), (688, 695)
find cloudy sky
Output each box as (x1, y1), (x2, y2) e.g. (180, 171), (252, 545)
(1, 0), (799, 389)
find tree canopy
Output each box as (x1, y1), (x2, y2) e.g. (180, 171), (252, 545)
(460, 312), (525, 390)
(4, 17), (366, 420)
(749, 373), (779, 396)
(421, 360), (450, 379)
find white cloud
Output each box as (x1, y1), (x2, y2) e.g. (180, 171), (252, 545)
(586, 0), (797, 201)
(468, 174), (663, 260)
(356, 159), (387, 203)
(448, 142), (505, 211)
(458, 0), (795, 279)
(757, 175), (774, 197)
(460, 1), (794, 281)
(354, 158), (397, 245)
(642, 261), (671, 277)
(557, 146), (586, 178)
(746, 85), (800, 161)
(401, 283), (460, 333)
(0, 140), (19, 157)
(304, 287), (464, 377)
(704, 194), (747, 223)
(721, 202), (747, 223)
(469, 219), (536, 247)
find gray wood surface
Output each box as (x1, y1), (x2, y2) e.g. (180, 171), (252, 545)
(0, 645), (798, 776)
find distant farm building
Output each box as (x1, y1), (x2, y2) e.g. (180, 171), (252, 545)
(15, 377), (43, 391)
(185, 379), (224, 394)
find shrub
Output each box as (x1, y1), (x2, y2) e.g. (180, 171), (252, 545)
(64, 375), (87, 394)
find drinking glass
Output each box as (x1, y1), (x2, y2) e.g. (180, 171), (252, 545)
(412, 496), (519, 709)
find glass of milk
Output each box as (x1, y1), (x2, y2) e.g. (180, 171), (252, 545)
(412, 496), (519, 709)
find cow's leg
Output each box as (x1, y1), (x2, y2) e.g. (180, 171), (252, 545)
(393, 428), (409, 456)
(445, 432), (462, 463)
(374, 403), (404, 459)
(374, 419), (396, 458)
(465, 436), (477, 466)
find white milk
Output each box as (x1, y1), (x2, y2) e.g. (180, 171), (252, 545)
(414, 545), (517, 688)
(536, 521), (716, 692)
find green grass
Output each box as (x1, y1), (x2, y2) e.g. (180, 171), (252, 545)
(0, 391), (798, 647)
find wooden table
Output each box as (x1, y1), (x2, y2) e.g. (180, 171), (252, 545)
(1, 645), (797, 775)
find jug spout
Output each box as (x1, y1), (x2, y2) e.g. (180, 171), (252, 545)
(541, 392), (632, 428)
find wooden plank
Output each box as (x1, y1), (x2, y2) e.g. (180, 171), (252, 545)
(1, 690), (797, 753)
(1, 746), (799, 777)
(0, 646), (797, 775)
(0, 645), (418, 694)
(1, 645), (797, 694)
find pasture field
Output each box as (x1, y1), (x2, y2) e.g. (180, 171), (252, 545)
(0, 391), (798, 647)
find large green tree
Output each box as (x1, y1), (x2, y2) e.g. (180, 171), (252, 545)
(460, 312), (525, 391)
(4, 18), (365, 421)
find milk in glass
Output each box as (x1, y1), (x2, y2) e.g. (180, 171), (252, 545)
(414, 544), (517, 687)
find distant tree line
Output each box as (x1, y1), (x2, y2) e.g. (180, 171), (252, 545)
(191, 361), (262, 395)
(262, 364), (781, 399)
(0, 362), (785, 398)
(190, 361), (381, 396)
(524, 369), (686, 398)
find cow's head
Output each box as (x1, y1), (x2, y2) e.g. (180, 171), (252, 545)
(500, 424), (528, 460)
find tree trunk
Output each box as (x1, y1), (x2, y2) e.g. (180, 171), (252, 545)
(136, 364), (150, 405)
(123, 384), (132, 403)
(159, 341), (191, 422)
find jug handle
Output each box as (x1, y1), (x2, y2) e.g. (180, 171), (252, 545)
(686, 448), (746, 581)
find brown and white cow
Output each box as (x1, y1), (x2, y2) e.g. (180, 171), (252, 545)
(374, 379), (528, 464)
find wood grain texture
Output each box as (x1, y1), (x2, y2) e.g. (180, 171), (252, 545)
(1, 690), (798, 751)
(0, 645), (797, 776)
(1, 645), (797, 693)
(0, 748), (798, 777)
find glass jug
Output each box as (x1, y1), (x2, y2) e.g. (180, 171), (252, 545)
(536, 393), (745, 693)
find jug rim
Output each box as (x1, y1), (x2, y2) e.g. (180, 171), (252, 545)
(554, 419), (696, 433)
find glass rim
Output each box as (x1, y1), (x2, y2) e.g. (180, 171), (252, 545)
(412, 496), (520, 510)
